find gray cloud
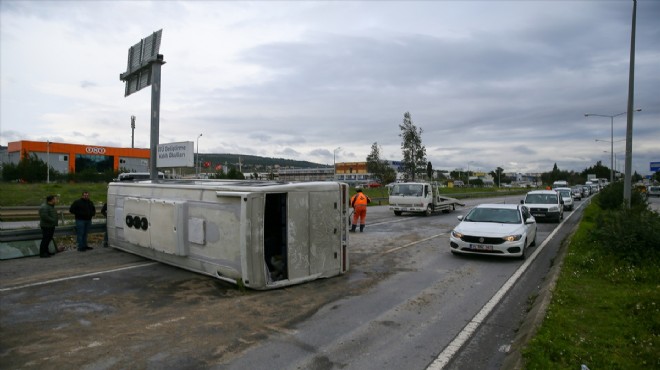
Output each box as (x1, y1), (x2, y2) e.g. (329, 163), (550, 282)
(1, 1), (658, 176)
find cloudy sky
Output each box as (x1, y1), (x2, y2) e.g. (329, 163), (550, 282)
(1, 1), (658, 176)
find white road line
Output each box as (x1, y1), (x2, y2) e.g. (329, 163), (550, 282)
(383, 233), (446, 254)
(427, 201), (584, 369)
(0, 262), (159, 292)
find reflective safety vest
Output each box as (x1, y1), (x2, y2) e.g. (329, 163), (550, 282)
(351, 193), (369, 207)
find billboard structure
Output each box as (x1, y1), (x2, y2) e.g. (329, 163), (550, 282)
(119, 29), (165, 181)
(120, 29), (163, 97)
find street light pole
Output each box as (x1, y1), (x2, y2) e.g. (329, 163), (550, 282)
(333, 147), (341, 181)
(196, 133), (202, 178)
(467, 161), (474, 187)
(585, 109), (640, 184)
(46, 140), (50, 184)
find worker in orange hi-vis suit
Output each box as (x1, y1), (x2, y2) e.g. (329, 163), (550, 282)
(349, 187), (372, 232)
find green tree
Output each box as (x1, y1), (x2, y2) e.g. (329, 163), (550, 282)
(226, 167), (245, 180)
(398, 112), (426, 182)
(366, 142), (396, 185)
(490, 167), (504, 187)
(2, 150), (53, 182)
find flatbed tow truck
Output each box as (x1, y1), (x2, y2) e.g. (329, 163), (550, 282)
(388, 182), (465, 216)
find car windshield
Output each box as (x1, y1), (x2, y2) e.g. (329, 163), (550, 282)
(558, 190), (571, 197)
(525, 193), (558, 204)
(390, 184), (423, 196)
(464, 208), (521, 224)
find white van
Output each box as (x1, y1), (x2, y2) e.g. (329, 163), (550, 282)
(116, 172), (165, 182)
(552, 180), (568, 189)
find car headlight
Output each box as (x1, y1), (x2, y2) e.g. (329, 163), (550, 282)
(549, 206), (559, 212)
(503, 234), (522, 242)
(451, 230), (464, 238)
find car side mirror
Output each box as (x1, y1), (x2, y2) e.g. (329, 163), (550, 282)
(520, 200), (524, 204)
(457, 215), (464, 221)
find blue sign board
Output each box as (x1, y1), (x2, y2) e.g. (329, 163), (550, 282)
(651, 162), (660, 172)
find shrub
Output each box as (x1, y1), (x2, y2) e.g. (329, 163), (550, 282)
(597, 181), (647, 210)
(591, 205), (660, 265)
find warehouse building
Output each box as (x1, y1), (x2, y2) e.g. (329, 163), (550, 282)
(5, 140), (151, 174)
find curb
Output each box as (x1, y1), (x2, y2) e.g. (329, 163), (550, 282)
(500, 221), (577, 370)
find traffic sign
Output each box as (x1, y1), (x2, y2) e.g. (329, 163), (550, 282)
(651, 162), (660, 172)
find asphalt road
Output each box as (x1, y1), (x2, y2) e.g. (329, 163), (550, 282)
(0, 193), (594, 369)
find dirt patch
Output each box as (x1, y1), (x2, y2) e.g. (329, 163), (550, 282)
(0, 234), (400, 368)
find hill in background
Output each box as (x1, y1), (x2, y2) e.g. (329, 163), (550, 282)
(197, 153), (330, 172)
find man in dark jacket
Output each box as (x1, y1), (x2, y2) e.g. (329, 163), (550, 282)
(69, 191), (96, 252)
(39, 195), (59, 258)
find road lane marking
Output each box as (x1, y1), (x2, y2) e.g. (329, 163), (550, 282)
(383, 233), (446, 254)
(427, 199), (584, 369)
(0, 262), (159, 292)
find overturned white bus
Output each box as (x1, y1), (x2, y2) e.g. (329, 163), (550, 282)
(106, 180), (350, 290)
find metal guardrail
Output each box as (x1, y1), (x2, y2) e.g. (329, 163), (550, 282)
(0, 206), (103, 222)
(0, 223), (106, 242)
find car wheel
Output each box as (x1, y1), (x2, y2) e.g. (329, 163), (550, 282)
(519, 244), (526, 260)
(394, 211), (402, 216)
(424, 205), (433, 217)
(530, 232), (537, 247)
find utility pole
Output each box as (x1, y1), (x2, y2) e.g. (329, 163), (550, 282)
(623, 0), (637, 208)
(131, 115), (136, 148)
(46, 140), (50, 183)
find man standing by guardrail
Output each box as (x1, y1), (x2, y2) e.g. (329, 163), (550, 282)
(69, 191), (96, 252)
(39, 195), (59, 258)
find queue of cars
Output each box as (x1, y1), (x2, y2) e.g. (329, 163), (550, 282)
(450, 182), (594, 260)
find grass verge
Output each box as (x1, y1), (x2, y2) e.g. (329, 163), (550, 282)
(0, 182), (109, 206)
(522, 201), (659, 369)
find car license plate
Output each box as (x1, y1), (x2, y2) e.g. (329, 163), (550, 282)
(469, 244), (493, 251)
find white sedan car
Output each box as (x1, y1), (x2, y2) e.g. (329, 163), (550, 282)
(450, 204), (537, 259)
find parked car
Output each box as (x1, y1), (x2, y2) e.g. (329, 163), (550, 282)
(555, 187), (574, 211)
(449, 203), (537, 259)
(571, 186), (583, 201)
(648, 186), (660, 197)
(520, 190), (564, 223)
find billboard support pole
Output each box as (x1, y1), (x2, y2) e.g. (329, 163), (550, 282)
(119, 29), (164, 182)
(150, 55), (164, 182)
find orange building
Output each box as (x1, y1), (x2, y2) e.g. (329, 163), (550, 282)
(6, 140), (151, 174)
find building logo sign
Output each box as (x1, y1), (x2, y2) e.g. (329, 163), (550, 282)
(86, 147), (107, 154)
